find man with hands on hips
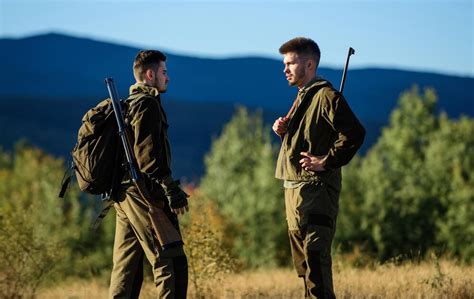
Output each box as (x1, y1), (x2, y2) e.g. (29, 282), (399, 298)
(273, 37), (365, 299)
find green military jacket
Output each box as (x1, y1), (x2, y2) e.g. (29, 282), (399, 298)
(275, 78), (365, 182)
(124, 83), (172, 194)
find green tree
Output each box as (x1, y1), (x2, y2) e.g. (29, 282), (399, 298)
(0, 145), (75, 297)
(336, 155), (371, 253)
(336, 86), (474, 262)
(0, 144), (116, 297)
(200, 107), (288, 268)
(334, 87), (439, 260)
(360, 87), (442, 260)
(425, 114), (474, 261)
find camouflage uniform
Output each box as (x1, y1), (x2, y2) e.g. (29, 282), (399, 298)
(276, 78), (365, 298)
(109, 83), (188, 299)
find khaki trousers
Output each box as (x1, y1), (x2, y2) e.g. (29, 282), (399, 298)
(109, 186), (188, 299)
(284, 172), (341, 299)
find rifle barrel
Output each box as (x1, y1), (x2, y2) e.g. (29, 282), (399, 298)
(105, 78), (139, 182)
(339, 47), (355, 93)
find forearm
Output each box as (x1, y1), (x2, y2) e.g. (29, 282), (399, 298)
(324, 125), (365, 169)
(323, 94), (366, 169)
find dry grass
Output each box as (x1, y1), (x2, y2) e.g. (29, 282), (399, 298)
(333, 260), (473, 299)
(37, 260), (473, 299)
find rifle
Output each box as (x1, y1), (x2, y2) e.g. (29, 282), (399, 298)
(339, 47), (355, 93)
(105, 78), (183, 250)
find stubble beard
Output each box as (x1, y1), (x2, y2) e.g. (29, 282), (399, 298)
(288, 68), (305, 87)
(159, 83), (167, 93)
(154, 77), (167, 93)
(287, 74), (298, 86)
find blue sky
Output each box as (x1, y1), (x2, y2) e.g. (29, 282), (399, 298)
(1, 0), (472, 76)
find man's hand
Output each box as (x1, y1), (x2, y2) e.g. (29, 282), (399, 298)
(172, 205), (189, 216)
(299, 152), (327, 172)
(167, 188), (189, 216)
(272, 117), (289, 136)
(160, 176), (189, 215)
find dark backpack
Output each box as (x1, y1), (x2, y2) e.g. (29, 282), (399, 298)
(59, 98), (126, 198)
(72, 98), (126, 195)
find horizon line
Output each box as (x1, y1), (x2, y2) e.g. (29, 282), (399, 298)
(1, 30), (473, 79)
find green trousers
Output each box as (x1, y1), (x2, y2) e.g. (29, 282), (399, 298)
(109, 186), (188, 299)
(284, 171), (341, 299)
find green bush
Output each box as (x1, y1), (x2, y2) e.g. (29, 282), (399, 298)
(336, 87), (474, 262)
(0, 144), (115, 297)
(426, 115), (474, 261)
(200, 107), (288, 268)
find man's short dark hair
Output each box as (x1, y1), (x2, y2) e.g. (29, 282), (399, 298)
(279, 37), (321, 67)
(133, 50), (167, 81)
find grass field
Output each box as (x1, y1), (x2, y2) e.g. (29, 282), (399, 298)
(37, 260), (473, 298)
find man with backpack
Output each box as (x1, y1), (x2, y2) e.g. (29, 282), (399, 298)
(109, 50), (189, 298)
(272, 37), (365, 298)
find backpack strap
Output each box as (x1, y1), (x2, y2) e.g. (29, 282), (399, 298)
(58, 161), (75, 198)
(91, 197), (115, 231)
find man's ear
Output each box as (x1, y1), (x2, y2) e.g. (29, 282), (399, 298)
(145, 69), (154, 81)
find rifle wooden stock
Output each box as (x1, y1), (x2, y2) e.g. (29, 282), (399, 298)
(134, 178), (183, 250)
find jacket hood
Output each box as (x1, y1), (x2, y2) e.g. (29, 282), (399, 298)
(302, 76), (332, 93)
(129, 83), (160, 97)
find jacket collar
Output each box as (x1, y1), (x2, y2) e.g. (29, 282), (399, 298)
(298, 75), (324, 94)
(129, 83), (160, 97)
(286, 75), (330, 133)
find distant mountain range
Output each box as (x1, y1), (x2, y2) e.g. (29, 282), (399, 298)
(0, 33), (472, 179)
